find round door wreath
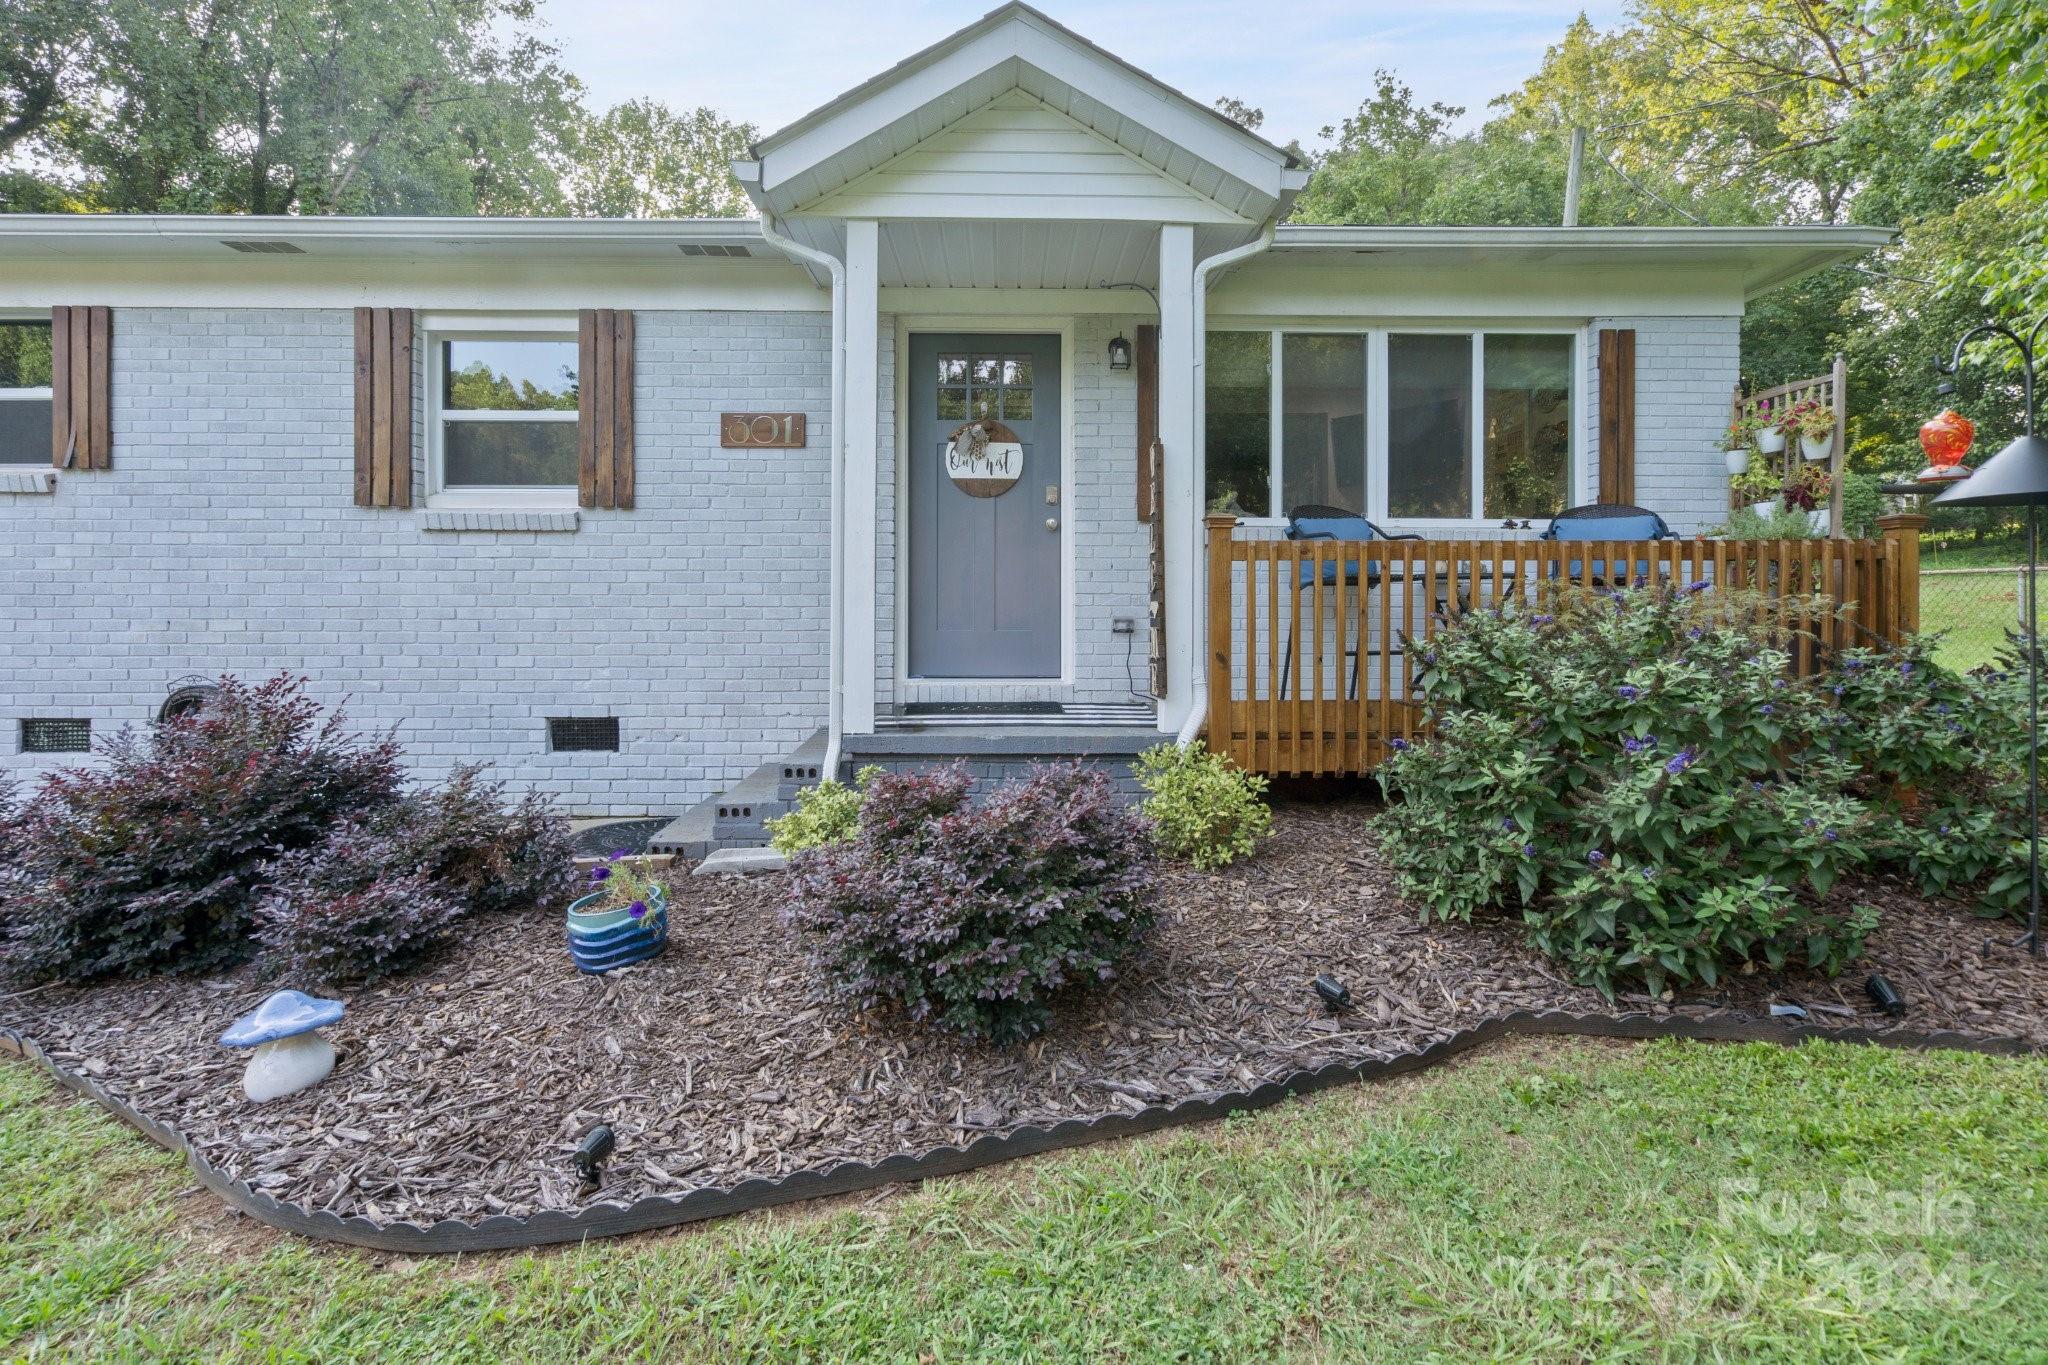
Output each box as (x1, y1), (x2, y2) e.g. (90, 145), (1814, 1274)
(945, 420), (1024, 498)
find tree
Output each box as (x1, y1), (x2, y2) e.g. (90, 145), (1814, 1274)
(1, 0), (582, 215)
(565, 100), (755, 218)
(1870, 0), (2048, 319)
(1211, 96), (1264, 132)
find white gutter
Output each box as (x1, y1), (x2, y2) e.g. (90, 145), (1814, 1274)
(756, 213), (849, 781)
(1178, 220), (1277, 748)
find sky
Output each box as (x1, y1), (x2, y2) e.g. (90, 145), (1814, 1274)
(540, 1), (1632, 149)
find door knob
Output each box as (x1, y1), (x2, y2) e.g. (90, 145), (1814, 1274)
(1045, 517), (1059, 531)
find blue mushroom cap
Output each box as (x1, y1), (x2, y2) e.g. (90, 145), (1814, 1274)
(218, 989), (345, 1048)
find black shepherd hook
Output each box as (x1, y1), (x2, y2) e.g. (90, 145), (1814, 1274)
(1936, 316), (2046, 437)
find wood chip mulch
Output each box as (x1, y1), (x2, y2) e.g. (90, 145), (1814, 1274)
(5, 801), (2044, 1225)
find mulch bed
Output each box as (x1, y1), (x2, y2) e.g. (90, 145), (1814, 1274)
(5, 800), (2045, 1225)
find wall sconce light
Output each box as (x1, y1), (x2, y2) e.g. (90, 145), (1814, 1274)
(1107, 334), (1132, 371)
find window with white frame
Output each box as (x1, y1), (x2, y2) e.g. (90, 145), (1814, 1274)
(0, 318), (53, 465)
(1205, 328), (1577, 523)
(429, 325), (580, 505)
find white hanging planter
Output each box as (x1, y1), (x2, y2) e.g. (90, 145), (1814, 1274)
(1800, 434), (1833, 462)
(1756, 428), (1788, 455)
(1724, 448), (1751, 476)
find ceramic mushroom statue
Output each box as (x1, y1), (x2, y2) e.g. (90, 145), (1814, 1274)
(219, 989), (345, 1102)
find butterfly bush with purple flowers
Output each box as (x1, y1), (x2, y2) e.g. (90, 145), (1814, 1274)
(781, 761), (1157, 1045)
(1372, 582), (2025, 997)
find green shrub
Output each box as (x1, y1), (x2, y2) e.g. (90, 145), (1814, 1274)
(766, 765), (880, 856)
(1372, 585), (2020, 997)
(1710, 502), (1826, 540)
(1133, 741), (1273, 869)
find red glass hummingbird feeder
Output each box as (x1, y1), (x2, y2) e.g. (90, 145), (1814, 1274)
(1917, 408), (1975, 483)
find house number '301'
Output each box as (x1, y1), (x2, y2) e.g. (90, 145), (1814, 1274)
(720, 413), (807, 448)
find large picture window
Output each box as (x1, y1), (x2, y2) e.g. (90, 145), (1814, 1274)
(0, 319), (53, 465)
(1204, 328), (1576, 523)
(431, 329), (579, 504)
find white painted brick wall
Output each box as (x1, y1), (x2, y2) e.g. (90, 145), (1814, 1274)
(0, 308), (833, 817)
(1586, 315), (1740, 534)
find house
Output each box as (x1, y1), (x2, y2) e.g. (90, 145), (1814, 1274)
(0, 3), (1888, 849)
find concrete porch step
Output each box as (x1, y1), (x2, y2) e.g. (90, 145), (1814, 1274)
(840, 725), (1164, 802)
(646, 728), (827, 861)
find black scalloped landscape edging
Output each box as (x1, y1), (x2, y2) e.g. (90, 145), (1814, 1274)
(0, 1012), (2034, 1255)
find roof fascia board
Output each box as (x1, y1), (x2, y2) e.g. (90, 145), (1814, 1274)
(0, 214), (765, 251)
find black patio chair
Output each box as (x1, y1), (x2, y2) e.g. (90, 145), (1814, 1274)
(1279, 504), (1423, 698)
(1538, 502), (1678, 586)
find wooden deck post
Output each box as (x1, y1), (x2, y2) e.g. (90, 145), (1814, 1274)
(1878, 512), (1927, 638)
(1204, 513), (1237, 757)
(1828, 352), (1847, 537)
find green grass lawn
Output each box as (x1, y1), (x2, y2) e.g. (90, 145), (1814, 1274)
(4, 1038), (2045, 1362)
(1920, 568), (2029, 672)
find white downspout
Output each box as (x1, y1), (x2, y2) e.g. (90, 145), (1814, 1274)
(1177, 220), (1278, 747)
(757, 213), (848, 780)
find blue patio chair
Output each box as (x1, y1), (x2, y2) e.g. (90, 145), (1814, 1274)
(1279, 504), (1422, 698)
(1538, 502), (1676, 586)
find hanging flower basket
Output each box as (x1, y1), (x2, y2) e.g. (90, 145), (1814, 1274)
(1801, 434), (1833, 462)
(1724, 448), (1751, 476)
(1756, 427), (1787, 455)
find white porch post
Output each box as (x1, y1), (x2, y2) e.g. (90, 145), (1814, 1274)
(842, 218), (880, 735)
(1156, 223), (1199, 733)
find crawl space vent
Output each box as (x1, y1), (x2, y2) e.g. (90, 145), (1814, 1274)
(220, 240), (306, 254)
(678, 243), (751, 258)
(21, 718), (91, 753)
(548, 716), (620, 753)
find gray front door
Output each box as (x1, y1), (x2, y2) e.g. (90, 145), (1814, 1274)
(908, 333), (1062, 679)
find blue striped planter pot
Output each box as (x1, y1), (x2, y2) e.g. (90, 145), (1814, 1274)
(565, 886), (669, 974)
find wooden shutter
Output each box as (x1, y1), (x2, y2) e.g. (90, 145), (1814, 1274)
(1134, 323), (1159, 522)
(352, 307), (414, 508)
(50, 306), (112, 470)
(1597, 327), (1636, 506)
(578, 309), (635, 510)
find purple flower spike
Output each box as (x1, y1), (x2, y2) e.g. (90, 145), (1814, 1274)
(1663, 747), (1698, 777)
(1686, 580), (1710, 595)
(1760, 703), (1774, 715)
(1587, 849), (1606, 866)
(1522, 843), (1537, 858)
(1500, 817), (1516, 831)
(1617, 685), (1640, 701)
(1389, 737), (1410, 752)
(1823, 830), (1839, 843)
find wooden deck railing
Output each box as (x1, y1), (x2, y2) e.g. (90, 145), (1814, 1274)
(1202, 513), (1926, 779)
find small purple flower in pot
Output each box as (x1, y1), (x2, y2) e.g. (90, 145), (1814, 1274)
(589, 865), (612, 883)
(628, 900), (648, 919)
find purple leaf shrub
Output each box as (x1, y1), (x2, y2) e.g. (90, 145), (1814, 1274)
(782, 761), (1158, 1046)
(1, 675), (404, 981)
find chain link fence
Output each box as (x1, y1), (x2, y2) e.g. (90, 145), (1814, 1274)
(1919, 564), (2033, 672)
